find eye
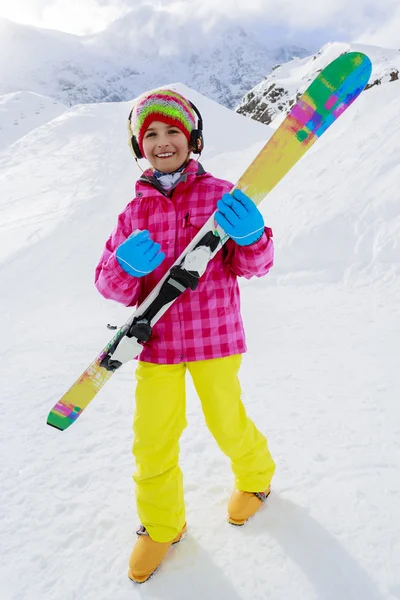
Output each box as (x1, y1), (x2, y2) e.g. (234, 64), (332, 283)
(145, 132), (156, 138)
(168, 129), (179, 134)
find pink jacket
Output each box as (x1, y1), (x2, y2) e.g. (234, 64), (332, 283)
(95, 159), (274, 364)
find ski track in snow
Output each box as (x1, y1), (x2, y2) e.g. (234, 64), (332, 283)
(0, 72), (400, 599)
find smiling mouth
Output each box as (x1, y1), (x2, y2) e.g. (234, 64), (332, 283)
(156, 152), (175, 158)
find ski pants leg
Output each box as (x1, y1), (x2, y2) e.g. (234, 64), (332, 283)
(187, 354), (276, 492)
(133, 361), (187, 543)
(132, 355), (275, 543)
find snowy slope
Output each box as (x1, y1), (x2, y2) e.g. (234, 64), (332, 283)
(0, 91), (67, 151)
(237, 42), (400, 125)
(0, 76), (399, 600)
(0, 86), (269, 265)
(0, 14), (308, 109)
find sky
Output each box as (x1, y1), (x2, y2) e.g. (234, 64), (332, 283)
(0, 0), (399, 49)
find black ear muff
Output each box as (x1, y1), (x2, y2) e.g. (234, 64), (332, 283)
(188, 101), (204, 154)
(131, 135), (143, 160)
(127, 108), (143, 160)
(127, 100), (205, 159)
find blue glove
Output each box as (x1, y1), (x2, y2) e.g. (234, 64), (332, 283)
(116, 230), (165, 277)
(215, 189), (264, 246)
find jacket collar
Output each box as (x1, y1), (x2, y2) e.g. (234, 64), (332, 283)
(136, 159), (207, 198)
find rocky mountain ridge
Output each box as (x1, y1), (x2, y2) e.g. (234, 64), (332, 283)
(236, 41), (400, 125)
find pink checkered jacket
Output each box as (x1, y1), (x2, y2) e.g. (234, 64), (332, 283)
(95, 159), (274, 364)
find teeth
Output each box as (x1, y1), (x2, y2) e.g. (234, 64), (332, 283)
(157, 153), (174, 158)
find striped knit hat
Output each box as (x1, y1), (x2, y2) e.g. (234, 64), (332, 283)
(131, 88), (196, 156)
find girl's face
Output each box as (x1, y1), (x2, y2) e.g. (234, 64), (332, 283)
(142, 121), (191, 173)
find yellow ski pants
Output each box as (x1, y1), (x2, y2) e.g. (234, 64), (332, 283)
(132, 354), (275, 542)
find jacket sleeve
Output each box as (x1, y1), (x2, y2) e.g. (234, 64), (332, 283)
(223, 227), (274, 279)
(94, 203), (142, 307)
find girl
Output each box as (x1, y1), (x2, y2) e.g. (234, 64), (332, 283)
(95, 88), (276, 583)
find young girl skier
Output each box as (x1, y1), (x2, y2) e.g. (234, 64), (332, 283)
(94, 88), (276, 583)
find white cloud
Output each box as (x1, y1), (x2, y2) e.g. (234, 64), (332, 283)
(0, 0), (130, 34)
(356, 6), (400, 48)
(139, 0), (400, 32)
(0, 0), (399, 48)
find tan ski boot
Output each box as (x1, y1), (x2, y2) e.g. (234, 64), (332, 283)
(128, 523), (187, 583)
(228, 487), (271, 525)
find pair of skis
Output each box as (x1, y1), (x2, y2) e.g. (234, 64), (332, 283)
(47, 51), (372, 432)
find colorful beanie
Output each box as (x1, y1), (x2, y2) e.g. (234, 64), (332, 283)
(131, 88), (196, 155)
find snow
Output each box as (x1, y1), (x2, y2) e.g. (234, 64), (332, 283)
(239, 41), (400, 127)
(0, 14), (309, 109)
(1, 72), (400, 600)
(0, 92), (67, 152)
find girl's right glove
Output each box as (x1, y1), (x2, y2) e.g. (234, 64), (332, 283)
(116, 230), (165, 277)
(215, 189), (265, 246)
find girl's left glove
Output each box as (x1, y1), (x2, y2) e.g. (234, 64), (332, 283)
(215, 189), (264, 246)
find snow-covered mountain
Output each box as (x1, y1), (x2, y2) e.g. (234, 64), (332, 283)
(237, 41), (400, 125)
(0, 12), (308, 109)
(0, 91), (66, 151)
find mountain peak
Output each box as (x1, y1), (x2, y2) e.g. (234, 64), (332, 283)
(236, 42), (400, 125)
(0, 14), (310, 109)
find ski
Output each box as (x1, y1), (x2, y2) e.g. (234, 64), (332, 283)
(47, 51), (372, 431)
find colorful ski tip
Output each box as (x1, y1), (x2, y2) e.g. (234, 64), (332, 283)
(47, 402), (82, 431)
(290, 52), (372, 145)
